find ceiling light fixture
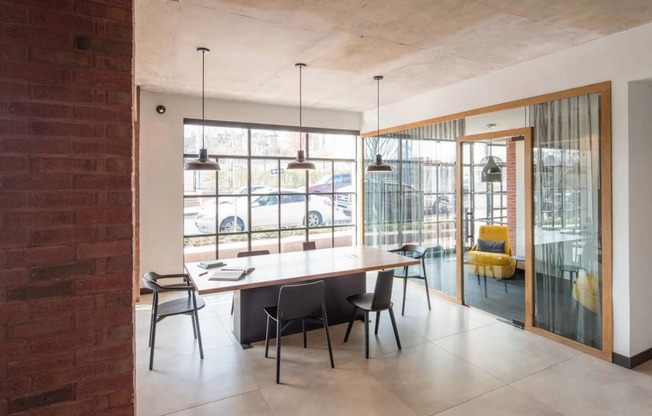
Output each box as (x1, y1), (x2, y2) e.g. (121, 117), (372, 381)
(286, 63), (315, 170)
(185, 47), (220, 171)
(367, 75), (392, 173)
(481, 123), (501, 182)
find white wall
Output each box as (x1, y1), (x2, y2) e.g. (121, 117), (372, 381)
(361, 22), (652, 357)
(139, 93), (360, 275)
(628, 80), (652, 356)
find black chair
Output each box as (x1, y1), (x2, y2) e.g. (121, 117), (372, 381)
(389, 244), (431, 315)
(237, 249), (271, 257)
(343, 269), (401, 359)
(302, 241), (316, 251)
(264, 280), (334, 384)
(141, 272), (206, 370)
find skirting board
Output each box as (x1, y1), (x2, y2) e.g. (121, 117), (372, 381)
(613, 347), (652, 369)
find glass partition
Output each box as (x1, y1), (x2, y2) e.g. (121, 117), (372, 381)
(531, 94), (602, 349)
(363, 121), (463, 298)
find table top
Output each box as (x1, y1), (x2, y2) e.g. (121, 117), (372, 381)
(185, 245), (420, 295)
(534, 227), (592, 245)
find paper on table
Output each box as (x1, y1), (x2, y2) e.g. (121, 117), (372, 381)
(208, 267), (255, 281)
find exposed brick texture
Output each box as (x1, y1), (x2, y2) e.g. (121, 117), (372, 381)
(0, 0), (134, 414)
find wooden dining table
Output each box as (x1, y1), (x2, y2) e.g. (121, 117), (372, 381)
(185, 245), (420, 347)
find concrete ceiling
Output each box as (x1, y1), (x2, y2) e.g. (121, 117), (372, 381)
(135, 0), (652, 112)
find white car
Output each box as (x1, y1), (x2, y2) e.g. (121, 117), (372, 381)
(195, 188), (333, 233)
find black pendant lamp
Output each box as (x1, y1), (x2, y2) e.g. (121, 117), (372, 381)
(367, 75), (392, 173)
(481, 155), (502, 182)
(185, 47), (220, 171)
(481, 127), (501, 182)
(287, 63), (315, 170)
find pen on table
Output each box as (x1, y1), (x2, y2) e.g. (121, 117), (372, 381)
(198, 271), (208, 276)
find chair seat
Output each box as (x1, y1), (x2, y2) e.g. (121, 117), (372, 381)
(346, 293), (393, 311)
(158, 295), (206, 318)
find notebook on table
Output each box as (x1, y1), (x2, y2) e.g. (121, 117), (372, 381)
(198, 260), (226, 269)
(209, 267), (256, 281)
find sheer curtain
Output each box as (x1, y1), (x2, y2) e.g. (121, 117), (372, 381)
(530, 93), (602, 348)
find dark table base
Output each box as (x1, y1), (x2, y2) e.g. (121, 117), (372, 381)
(233, 272), (366, 347)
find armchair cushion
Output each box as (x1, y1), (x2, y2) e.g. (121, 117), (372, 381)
(465, 225), (515, 279)
(477, 239), (506, 253)
(572, 272), (599, 313)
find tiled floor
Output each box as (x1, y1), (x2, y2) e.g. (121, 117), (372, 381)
(135, 277), (652, 416)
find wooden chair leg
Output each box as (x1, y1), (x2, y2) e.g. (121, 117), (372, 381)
(388, 307), (401, 350)
(302, 321), (307, 348)
(343, 306), (358, 342)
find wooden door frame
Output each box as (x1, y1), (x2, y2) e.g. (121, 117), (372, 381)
(455, 127), (534, 327)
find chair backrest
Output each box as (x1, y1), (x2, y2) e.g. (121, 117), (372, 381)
(478, 225), (512, 255)
(277, 280), (325, 321)
(398, 244), (427, 259)
(237, 249), (270, 257)
(141, 271), (165, 292)
(371, 269), (395, 310)
(302, 241), (316, 251)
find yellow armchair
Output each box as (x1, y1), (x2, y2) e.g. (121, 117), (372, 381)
(466, 225), (516, 280)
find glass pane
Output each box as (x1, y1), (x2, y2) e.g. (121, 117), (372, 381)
(462, 138), (525, 324)
(280, 229), (306, 252)
(249, 193), (278, 231)
(217, 158), (248, 194)
(308, 133), (356, 159)
(309, 228), (333, 249)
(251, 129), (296, 157)
(335, 193), (355, 225)
(217, 196), (248, 233)
(308, 161), (333, 193)
(252, 231), (279, 254)
(184, 125), (248, 157)
(280, 163), (306, 190)
(184, 236), (216, 263)
(186, 196), (213, 236)
(218, 233), (248, 259)
(183, 158), (217, 195)
(333, 226), (355, 248)
(532, 94), (602, 349)
(250, 159), (279, 192)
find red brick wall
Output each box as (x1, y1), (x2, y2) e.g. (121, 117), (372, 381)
(0, 1), (135, 415)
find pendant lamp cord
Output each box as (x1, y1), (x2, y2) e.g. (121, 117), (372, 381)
(299, 64), (303, 151)
(377, 76), (380, 140)
(201, 49), (206, 150)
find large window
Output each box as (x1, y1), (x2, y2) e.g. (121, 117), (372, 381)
(183, 120), (358, 262)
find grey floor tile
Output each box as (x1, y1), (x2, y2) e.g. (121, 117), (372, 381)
(512, 353), (652, 416)
(434, 322), (581, 383)
(437, 385), (564, 416)
(347, 342), (504, 415)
